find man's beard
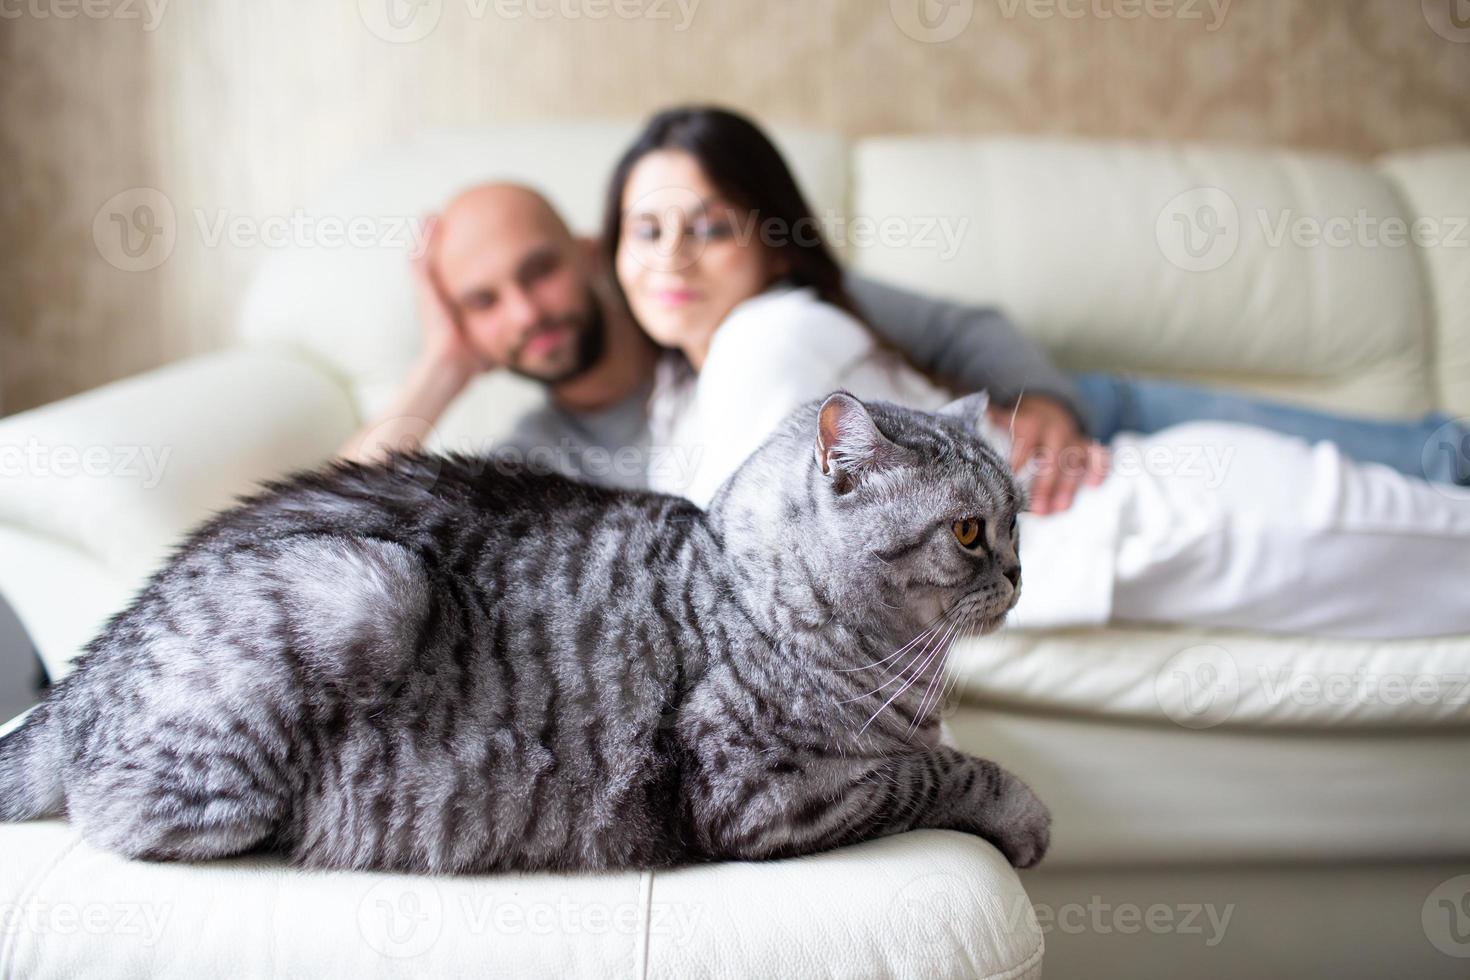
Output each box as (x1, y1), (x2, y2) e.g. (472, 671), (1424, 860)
(506, 288), (606, 386)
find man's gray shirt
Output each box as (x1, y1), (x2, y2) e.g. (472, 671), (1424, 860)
(501, 273), (1080, 486)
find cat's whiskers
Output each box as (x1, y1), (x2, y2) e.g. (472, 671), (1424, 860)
(858, 610), (966, 736)
(934, 650), (968, 719)
(907, 604), (974, 739)
(876, 604), (967, 684)
(905, 602), (976, 740)
(1008, 389), (1024, 440)
(867, 548), (896, 568)
(834, 608), (958, 704)
(835, 605), (955, 674)
(933, 608), (986, 717)
(924, 604), (1019, 737)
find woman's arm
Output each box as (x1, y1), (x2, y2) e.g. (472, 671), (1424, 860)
(845, 273), (1106, 514)
(844, 272), (1083, 424)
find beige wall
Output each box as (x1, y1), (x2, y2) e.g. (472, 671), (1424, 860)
(1, 0), (1467, 415)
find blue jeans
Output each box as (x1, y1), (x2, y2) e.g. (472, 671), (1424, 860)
(1071, 372), (1470, 487)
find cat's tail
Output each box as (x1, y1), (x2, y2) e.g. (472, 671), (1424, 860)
(0, 701), (64, 821)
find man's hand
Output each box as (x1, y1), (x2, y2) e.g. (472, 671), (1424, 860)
(988, 395), (1108, 515)
(335, 217), (490, 466)
(413, 214), (494, 378)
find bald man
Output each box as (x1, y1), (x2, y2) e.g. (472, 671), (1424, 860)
(337, 185), (662, 482)
(337, 182), (1098, 500)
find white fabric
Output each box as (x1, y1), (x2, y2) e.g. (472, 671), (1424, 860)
(1104, 423), (1470, 638)
(849, 136), (1438, 419)
(646, 285), (954, 507)
(0, 819), (1041, 980)
(647, 287), (1470, 639)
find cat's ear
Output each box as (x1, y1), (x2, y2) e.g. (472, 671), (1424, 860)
(938, 391), (991, 431)
(939, 391), (1012, 454)
(815, 392), (899, 493)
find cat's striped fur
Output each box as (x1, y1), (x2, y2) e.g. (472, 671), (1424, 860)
(0, 392), (1049, 871)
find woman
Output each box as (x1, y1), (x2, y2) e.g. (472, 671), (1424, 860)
(602, 106), (1470, 639)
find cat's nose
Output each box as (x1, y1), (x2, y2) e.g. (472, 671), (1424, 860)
(1002, 565), (1021, 589)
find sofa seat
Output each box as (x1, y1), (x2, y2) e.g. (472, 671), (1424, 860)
(0, 819), (1042, 980)
(942, 627), (1470, 867)
(950, 627), (1470, 729)
(947, 702), (1470, 866)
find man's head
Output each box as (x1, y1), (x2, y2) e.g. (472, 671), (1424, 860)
(433, 183), (604, 384)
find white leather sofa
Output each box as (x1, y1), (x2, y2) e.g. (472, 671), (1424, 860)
(1, 123), (1466, 979)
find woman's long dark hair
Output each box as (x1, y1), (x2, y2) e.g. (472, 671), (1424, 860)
(601, 106), (859, 318)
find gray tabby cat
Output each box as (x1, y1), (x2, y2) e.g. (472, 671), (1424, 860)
(0, 391), (1049, 872)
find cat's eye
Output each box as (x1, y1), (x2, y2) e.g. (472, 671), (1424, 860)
(952, 518), (983, 549)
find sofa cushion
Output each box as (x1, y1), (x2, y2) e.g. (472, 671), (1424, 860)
(0, 820), (1041, 980)
(947, 627), (1470, 730)
(849, 137), (1437, 420)
(1379, 146), (1470, 418)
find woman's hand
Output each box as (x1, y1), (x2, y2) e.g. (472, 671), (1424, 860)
(989, 395), (1109, 514)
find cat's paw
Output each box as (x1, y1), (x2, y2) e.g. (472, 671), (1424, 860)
(993, 806), (1050, 869)
(985, 773), (1051, 869)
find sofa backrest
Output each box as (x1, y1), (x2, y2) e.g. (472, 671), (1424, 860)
(1380, 146), (1470, 418)
(849, 136), (1452, 420)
